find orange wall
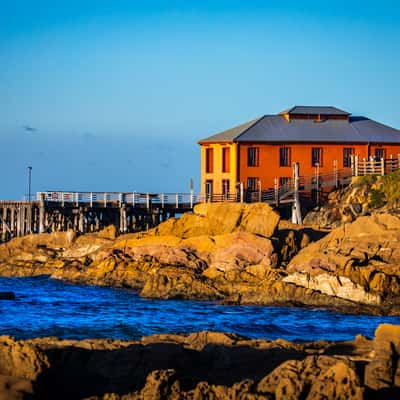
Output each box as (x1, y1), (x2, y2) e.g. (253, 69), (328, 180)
(239, 143), (400, 189)
(200, 142), (238, 194)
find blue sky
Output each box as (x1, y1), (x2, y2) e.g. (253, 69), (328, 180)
(1, 0), (399, 199)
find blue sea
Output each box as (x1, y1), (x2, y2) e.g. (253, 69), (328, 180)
(1, 275), (399, 342)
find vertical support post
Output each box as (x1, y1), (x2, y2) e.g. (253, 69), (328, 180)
(315, 163), (320, 206)
(90, 192), (93, 208)
(355, 155), (359, 176)
(146, 193), (150, 210)
(292, 162), (302, 224)
(274, 178), (279, 207)
(161, 193), (165, 209)
(175, 193), (179, 209)
(240, 182), (244, 203)
(104, 193), (107, 208)
(39, 193), (45, 233)
(398, 154), (400, 172)
(26, 204), (32, 234)
(190, 189), (194, 209)
(381, 157), (385, 176)
(350, 155), (354, 175)
(10, 208), (15, 237)
(2, 207), (7, 241)
(333, 160), (338, 188)
(120, 204), (127, 233)
(132, 192), (135, 207)
(258, 179), (262, 202)
(22, 206), (26, 236)
(78, 207), (85, 233)
(16, 207), (21, 237)
(363, 158), (367, 176)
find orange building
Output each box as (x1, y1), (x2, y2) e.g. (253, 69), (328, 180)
(199, 106), (400, 196)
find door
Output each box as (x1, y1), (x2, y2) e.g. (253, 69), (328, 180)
(205, 180), (213, 202)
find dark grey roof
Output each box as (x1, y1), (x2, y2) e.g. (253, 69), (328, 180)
(234, 115), (400, 143)
(280, 106), (350, 116)
(198, 117), (262, 143)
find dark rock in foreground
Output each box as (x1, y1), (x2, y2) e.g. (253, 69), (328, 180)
(1, 324), (400, 399)
(0, 291), (15, 300)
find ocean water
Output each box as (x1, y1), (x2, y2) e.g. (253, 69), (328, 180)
(1, 275), (400, 342)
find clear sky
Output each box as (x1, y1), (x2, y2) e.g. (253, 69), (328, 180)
(1, 0), (399, 199)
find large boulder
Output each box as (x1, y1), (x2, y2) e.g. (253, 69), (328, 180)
(365, 324), (400, 390)
(154, 202), (280, 238)
(286, 214), (400, 306)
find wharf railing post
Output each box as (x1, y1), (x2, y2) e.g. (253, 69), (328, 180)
(240, 182), (244, 203)
(175, 193), (179, 209)
(119, 192), (123, 206)
(132, 192), (135, 207)
(258, 180), (262, 202)
(161, 193), (165, 209)
(398, 154), (400, 172)
(90, 192), (93, 208)
(190, 190), (194, 209)
(381, 158), (385, 176)
(104, 193), (107, 208)
(333, 160), (338, 188)
(363, 158), (367, 176)
(75, 192), (79, 207)
(274, 178), (279, 207)
(61, 192), (65, 208)
(146, 193), (150, 210)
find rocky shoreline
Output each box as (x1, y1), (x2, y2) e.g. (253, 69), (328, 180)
(1, 200), (400, 315)
(1, 324), (400, 399)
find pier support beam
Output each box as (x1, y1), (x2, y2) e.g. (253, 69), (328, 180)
(39, 194), (46, 233)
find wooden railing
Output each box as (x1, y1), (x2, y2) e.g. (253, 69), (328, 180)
(351, 155), (400, 176)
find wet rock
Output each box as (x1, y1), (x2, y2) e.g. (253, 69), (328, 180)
(0, 291), (15, 300)
(365, 324), (400, 390)
(2, 325), (400, 399)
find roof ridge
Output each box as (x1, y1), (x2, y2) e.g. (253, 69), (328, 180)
(233, 115), (266, 141)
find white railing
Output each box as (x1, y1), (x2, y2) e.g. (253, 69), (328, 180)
(351, 154), (400, 176)
(36, 191), (203, 208)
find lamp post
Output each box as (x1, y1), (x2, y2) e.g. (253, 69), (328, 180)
(28, 166), (32, 201)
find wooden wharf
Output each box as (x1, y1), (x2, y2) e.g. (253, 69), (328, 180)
(0, 156), (398, 242)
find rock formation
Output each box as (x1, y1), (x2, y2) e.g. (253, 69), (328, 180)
(1, 325), (400, 399)
(1, 202), (400, 314)
(303, 171), (400, 228)
(287, 213), (400, 314)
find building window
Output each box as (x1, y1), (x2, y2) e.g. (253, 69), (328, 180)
(247, 147), (259, 167)
(247, 177), (258, 190)
(279, 177), (290, 187)
(311, 147), (322, 167)
(205, 148), (214, 173)
(222, 147), (230, 173)
(343, 147), (354, 167)
(279, 147), (291, 167)
(222, 179), (230, 196)
(375, 148), (386, 160)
